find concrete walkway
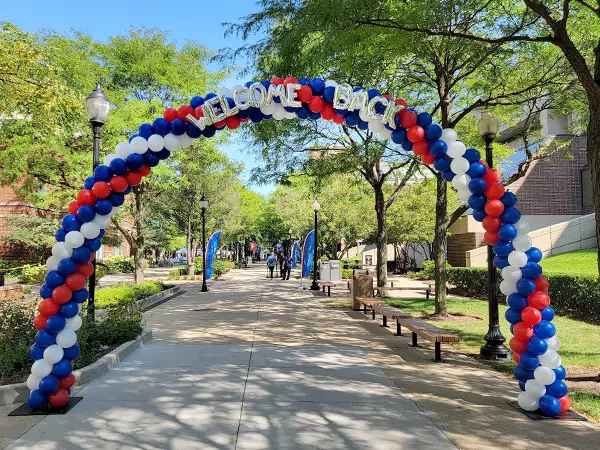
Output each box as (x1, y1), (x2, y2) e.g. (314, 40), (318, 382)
(5, 265), (600, 449)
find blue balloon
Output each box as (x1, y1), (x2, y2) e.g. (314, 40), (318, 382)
(546, 380), (568, 399)
(498, 224), (517, 241)
(493, 256), (509, 269)
(357, 120), (369, 130)
(417, 112), (432, 127)
(39, 375), (60, 395)
(527, 336), (548, 355)
(190, 96), (204, 108)
(108, 193), (125, 207)
(516, 278), (536, 296)
(76, 205), (95, 223)
(322, 86), (335, 103)
(123, 185), (132, 195)
(85, 237), (102, 252)
(27, 390), (48, 409)
(29, 343), (45, 360)
(467, 162), (487, 179)
(493, 240), (513, 257)
(98, 229), (105, 239)
(464, 148), (481, 163)
(429, 140), (448, 157)
(391, 129), (407, 144)
(109, 158), (127, 176)
(45, 271), (65, 289)
(55, 228), (66, 242)
(441, 169), (455, 182)
(472, 209), (487, 222)
(46, 315), (66, 334)
(367, 88), (380, 100)
(501, 191), (518, 207)
(143, 151), (160, 168)
(433, 155), (451, 172)
(94, 199), (113, 215)
(541, 306), (555, 322)
(505, 307), (522, 324)
(84, 176), (96, 190)
(138, 123), (154, 139)
(539, 395), (561, 416)
(507, 293), (527, 310)
(534, 320), (556, 339)
(63, 344), (80, 360)
(205, 92), (218, 100)
(35, 330), (56, 348)
(344, 111), (359, 126)
(62, 215), (81, 232)
(553, 365), (566, 380)
(72, 288), (89, 303)
(298, 77), (310, 85)
(468, 194), (487, 211)
(518, 381), (526, 391)
(153, 117), (170, 136)
(310, 78), (324, 95)
(170, 118), (187, 135)
(521, 262), (542, 279)
(202, 126), (217, 138)
(468, 178), (487, 195)
(157, 148), (171, 160)
(40, 284), (53, 299)
(93, 165), (113, 182)
(424, 124), (442, 141)
(514, 365), (535, 382)
(57, 258), (77, 276)
(500, 207), (521, 224)
(128, 134), (139, 142)
(126, 153), (144, 171)
(59, 301), (79, 319)
(71, 247), (92, 264)
(520, 352), (540, 371)
(52, 359), (73, 378)
(526, 247), (543, 263)
(401, 141), (413, 151)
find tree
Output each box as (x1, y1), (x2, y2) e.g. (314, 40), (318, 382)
(0, 215), (58, 263)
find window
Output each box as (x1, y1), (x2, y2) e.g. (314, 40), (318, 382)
(581, 168), (593, 207)
(113, 245), (123, 257)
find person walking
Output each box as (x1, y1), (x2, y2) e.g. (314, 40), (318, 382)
(267, 253), (276, 279)
(283, 254), (292, 280)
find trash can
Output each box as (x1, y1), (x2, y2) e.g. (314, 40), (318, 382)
(247, 256), (253, 266)
(319, 260), (331, 281)
(329, 260), (341, 281)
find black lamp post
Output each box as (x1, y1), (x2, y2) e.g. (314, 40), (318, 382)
(310, 200), (320, 290)
(288, 228), (293, 255)
(200, 194), (208, 292)
(477, 110), (509, 361)
(85, 84), (110, 321)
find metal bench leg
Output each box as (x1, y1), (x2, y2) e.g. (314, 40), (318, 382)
(435, 342), (441, 361)
(426, 289), (430, 300)
(322, 286), (325, 293)
(396, 321), (401, 336)
(372, 308), (375, 320)
(383, 316), (388, 327)
(363, 305), (367, 314)
(411, 332), (418, 346)
(391, 281), (394, 287)
(327, 286), (331, 297)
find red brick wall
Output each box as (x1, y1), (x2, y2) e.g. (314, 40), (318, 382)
(448, 232), (485, 267)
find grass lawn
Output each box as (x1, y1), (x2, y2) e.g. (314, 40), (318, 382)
(540, 249), (599, 277)
(383, 296), (600, 421)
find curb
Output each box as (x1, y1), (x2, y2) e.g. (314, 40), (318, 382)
(0, 328), (152, 406)
(135, 286), (182, 310)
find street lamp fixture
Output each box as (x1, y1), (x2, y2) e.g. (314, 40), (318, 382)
(477, 110), (509, 361)
(310, 200), (320, 290)
(200, 194), (209, 292)
(85, 84), (110, 321)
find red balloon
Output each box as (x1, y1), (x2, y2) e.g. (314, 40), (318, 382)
(513, 322), (534, 341)
(163, 108), (177, 122)
(48, 388), (69, 408)
(407, 126), (424, 143)
(483, 168), (502, 184)
(421, 154), (435, 165)
(92, 182), (111, 199)
(110, 176), (128, 193)
(480, 160), (489, 169)
(38, 298), (60, 317)
(412, 140), (429, 156)
(226, 115), (241, 130)
(89, 252), (95, 262)
(33, 314), (48, 330)
(193, 106), (204, 119)
(321, 104), (335, 120)
(308, 96), (325, 113)
(509, 337), (528, 354)
(67, 201), (79, 215)
(484, 231), (500, 245)
(77, 262), (94, 277)
(484, 199), (505, 217)
(333, 114), (345, 124)
(52, 286), (72, 305)
(66, 273), (86, 291)
(214, 120), (226, 128)
(76, 189), (96, 206)
(382, 93), (392, 101)
(138, 166), (151, 177)
(297, 85), (312, 103)
(485, 183), (505, 200)
(521, 306), (542, 326)
(395, 98), (408, 109)
(482, 216), (501, 232)
(535, 276), (550, 292)
(270, 77), (284, 86)
(512, 352), (521, 364)
(528, 291), (550, 309)
(177, 105), (194, 122)
(59, 373), (76, 390)
(558, 395), (572, 412)
(283, 76), (298, 86)
(400, 111), (417, 128)
(125, 171), (142, 186)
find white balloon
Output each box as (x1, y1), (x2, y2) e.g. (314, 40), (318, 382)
(163, 133), (180, 151)
(130, 136), (149, 154)
(147, 134), (165, 152)
(31, 360), (53, 378)
(378, 127), (392, 140)
(324, 80), (338, 88)
(447, 141), (466, 158)
(52, 242), (72, 259)
(457, 188), (471, 203)
(46, 255), (60, 271)
(43, 344), (64, 364)
(499, 279), (517, 295)
(26, 374), (42, 391)
(441, 128), (457, 143)
(65, 315), (82, 331)
(546, 336), (561, 351)
(260, 103), (275, 115)
(452, 174), (471, 190)
(517, 391), (540, 412)
(508, 250), (528, 268)
(272, 105), (286, 120)
(56, 329), (77, 348)
(103, 154), (118, 165)
(65, 231), (85, 249)
(92, 214), (111, 228)
(524, 379), (546, 398)
(539, 350), (561, 369)
(178, 133), (193, 149)
(501, 265), (522, 281)
(109, 206), (120, 217)
(534, 366), (556, 385)
(115, 142), (133, 159)
(359, 109), (370, 122)
(217, 86), (232, 97)
(284, 110), (297, 120)
(450, 157), (469, 175)
(80, 222), (100, 239)
(515, 219), (530, 234)
(512, 234), (532, 252)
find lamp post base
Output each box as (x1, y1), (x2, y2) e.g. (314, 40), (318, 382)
(310, 281), (320, 290)
(480, 339), (510, 361)
(201, 283), (208, 292)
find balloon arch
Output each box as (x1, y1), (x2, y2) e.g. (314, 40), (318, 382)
(27, 77), (569, 416)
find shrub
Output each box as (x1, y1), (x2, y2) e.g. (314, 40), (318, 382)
(0, 260), (30, 278)
(0, 301), (36, 385)
(341, 268), (353, 279)
(422, 260), (452, 280)
(167, 269), (182, 280)
(224, 260), (235, 271)
(18, 264), (47, 284)
(103, 256), (135, 274)
(212, 260), (226, 279)
(131, 281), (164, 300)
(448, 267), (497, 298)
(93, 281), (165, 309)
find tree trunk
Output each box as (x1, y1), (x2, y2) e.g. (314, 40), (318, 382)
(132, 188), (145, 283)
(586, 109), (600, 275)
(433, 174), (448, 316)
(374, 185), (388, 288)
(187, 215), (195, 276)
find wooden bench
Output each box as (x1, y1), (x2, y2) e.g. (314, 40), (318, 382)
(371, 305), (412, 335)
(373, 286), (432, 299)
(342, 278), (352, 290)
(357, 297), (384, 319)
(319, 281), (336, 296)
(397, 318), (460, 361)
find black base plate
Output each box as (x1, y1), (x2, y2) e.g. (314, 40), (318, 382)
(8, 397), (83, 417)
(508, 401), (588, 421)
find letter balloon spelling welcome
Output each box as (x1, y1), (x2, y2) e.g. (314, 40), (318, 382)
(26, 76), (569, 416)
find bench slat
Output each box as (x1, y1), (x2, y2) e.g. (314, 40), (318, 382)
(372, 305), (412, 319)
(397, 318), (460, 342)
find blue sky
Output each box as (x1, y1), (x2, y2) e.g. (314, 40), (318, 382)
(3, 0), (275, 195)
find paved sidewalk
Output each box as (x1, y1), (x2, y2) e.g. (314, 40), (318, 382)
(4, 265), (600, 449)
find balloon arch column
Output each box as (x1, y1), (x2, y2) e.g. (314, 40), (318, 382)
(26, 77), (569, 417)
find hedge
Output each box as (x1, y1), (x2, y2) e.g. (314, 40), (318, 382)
(94, 280), (165, 309)
(447, 267), (600, 323)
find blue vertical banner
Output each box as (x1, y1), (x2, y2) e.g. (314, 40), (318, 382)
(205, 230), (222, 279)
(301, 230), (315, 278)
(292, 241), (300, 268)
